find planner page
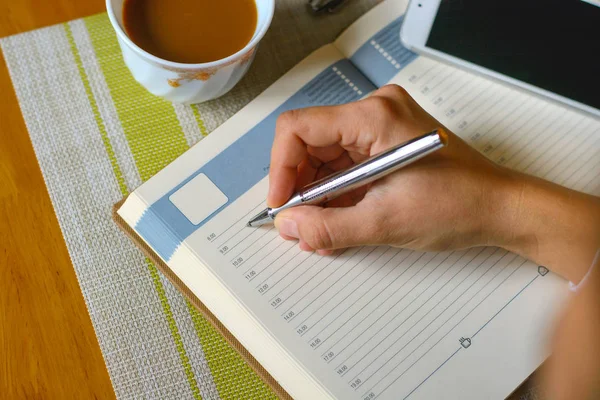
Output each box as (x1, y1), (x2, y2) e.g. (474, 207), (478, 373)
(119, 0), (598, 398)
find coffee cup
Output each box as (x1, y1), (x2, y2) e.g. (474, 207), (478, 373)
(106, 0), (274, 104)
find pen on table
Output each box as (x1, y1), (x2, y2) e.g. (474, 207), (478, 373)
(247, 128), (448, 227)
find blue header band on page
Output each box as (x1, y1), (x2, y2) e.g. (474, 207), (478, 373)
(135, 15), (416, 261)
(350, 15), (417, 88)
(135, 59), (376, 260)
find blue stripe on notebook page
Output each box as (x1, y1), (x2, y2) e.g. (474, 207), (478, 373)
(135, 59), (376, 260)
(135, 15), (417, 261)
(350, 15), (418, 88)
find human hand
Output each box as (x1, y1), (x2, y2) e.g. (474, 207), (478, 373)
(267, 84), (516, 255)
(540, 255), (600, 400)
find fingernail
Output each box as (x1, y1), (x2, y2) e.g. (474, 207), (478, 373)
(299, 240), (314, 252)
(317, 249), (334, 256)
(277, 218), (299, 239)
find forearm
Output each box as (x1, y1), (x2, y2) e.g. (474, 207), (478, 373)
(493, 171), (600, 283)
(542, 251), (600, 400)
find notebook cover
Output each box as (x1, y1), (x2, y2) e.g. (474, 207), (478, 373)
(112, 200), (293, 400)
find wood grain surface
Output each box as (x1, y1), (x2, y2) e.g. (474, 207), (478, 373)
(0, 0), (116, 398)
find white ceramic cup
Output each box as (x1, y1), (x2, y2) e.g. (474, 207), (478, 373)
(106, 0), (275, 104)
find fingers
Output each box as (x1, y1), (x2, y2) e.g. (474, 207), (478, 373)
(267, 102), (379, 207)
(274, 203), (383, 252)
(267, 84), (432, 207)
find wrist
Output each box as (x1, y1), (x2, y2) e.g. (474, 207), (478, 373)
(483, 167), (531, 251)
(488, 169), (600, 283)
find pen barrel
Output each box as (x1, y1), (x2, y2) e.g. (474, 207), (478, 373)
(300, 129), (446, 204)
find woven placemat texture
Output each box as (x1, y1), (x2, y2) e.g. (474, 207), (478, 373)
(1, 0), (542, 398)
(0, 1), (380, 398)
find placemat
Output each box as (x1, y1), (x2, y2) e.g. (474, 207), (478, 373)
(1, 1), (539, 398)
(0, 2), (378, 399)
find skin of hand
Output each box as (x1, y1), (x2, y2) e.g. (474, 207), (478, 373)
(267, 84), (600, 399)
(268, 84), (514, 253)
(540, 259), (600, 400)
(268, 84), (600, 281)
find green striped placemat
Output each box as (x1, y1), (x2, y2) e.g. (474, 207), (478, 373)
(0, 1), (379, 398)
(1, 2), (543, 399)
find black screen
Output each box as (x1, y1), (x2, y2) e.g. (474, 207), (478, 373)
(427, 0), (600, 110)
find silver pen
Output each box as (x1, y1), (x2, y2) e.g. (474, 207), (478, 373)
(247, 128), (448, 227)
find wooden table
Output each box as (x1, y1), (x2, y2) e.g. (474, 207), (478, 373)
(0, 1), (115, 398)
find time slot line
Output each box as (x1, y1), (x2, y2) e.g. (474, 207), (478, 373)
(218, 225), (265, 256)
(327, 250), (475, 369)
(230, 226), (275, 267)
(314, 251), (456, 356)
(337, 248), (492, 380)
(316, 253), (463, 356)
(425, 68), (456, 96)
(447, 88), (496, 133)
(461, 90), (514, 143)
(490, 102), (557, 164)
(352, 249), (510, 392)
(276, 249), (354, 315)
(436, 79), (471, 107)
(285, 248), (378, 324)
(269, 252), (322, 307)
(240, 233), (282, 272)
(249, 241), (296, 285)
(554, 130), (600, 187)
(477, 97), (542, 156)
(426, 70), (461, 105)
(419, 65), (450, 94)
(450, 81), (495, 124)
(571, 151), (600, 191)
(325, 252), (432, 366)
(410, 63), (439, 84)
(242, 238), (288, 275)
(210, 200), (265, 245)
(440, 78), (485, 117)
(306, 248), (399, 343)
(253, 245), (302, 286)
(543, 127), (600, 183)
(371, 258), (525, 400)
(457, 84), (508, 123)
(263, 251), (314, 296)
(507, 111), (589, 171)
(587, 180), (600, 195)
(347, 249), (500, 385)
(503, 107), (568, 174)
(268, 253), (321, 308)
(318, 250), (416, 362)
(472, 96), (529, 147)
(502, 104), (563, 165)
(519, 110), (577, 174)
(299, 248), (393, 339)
(560, 148), (600, 193)
(428, 67), (465, 96)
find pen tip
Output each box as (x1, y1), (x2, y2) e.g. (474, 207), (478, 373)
(246, 208), (272, 227)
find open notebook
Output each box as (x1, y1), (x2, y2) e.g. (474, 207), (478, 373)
(115, 1), (600, 398)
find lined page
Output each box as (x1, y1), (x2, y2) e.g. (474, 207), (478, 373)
(392, 57), (600, 194)
(124, 0), (598, 396)
(175, 55), (597, 399)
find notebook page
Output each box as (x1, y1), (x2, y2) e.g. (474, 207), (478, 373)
(167, 49), (597, 400)
(389, 57), (600, 195)
(179, 218), (566, 400)
(171, 22), (598, 400)
(120, 2), (598, 399)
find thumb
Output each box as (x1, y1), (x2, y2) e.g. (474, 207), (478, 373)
(274, 204), (378, 251)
